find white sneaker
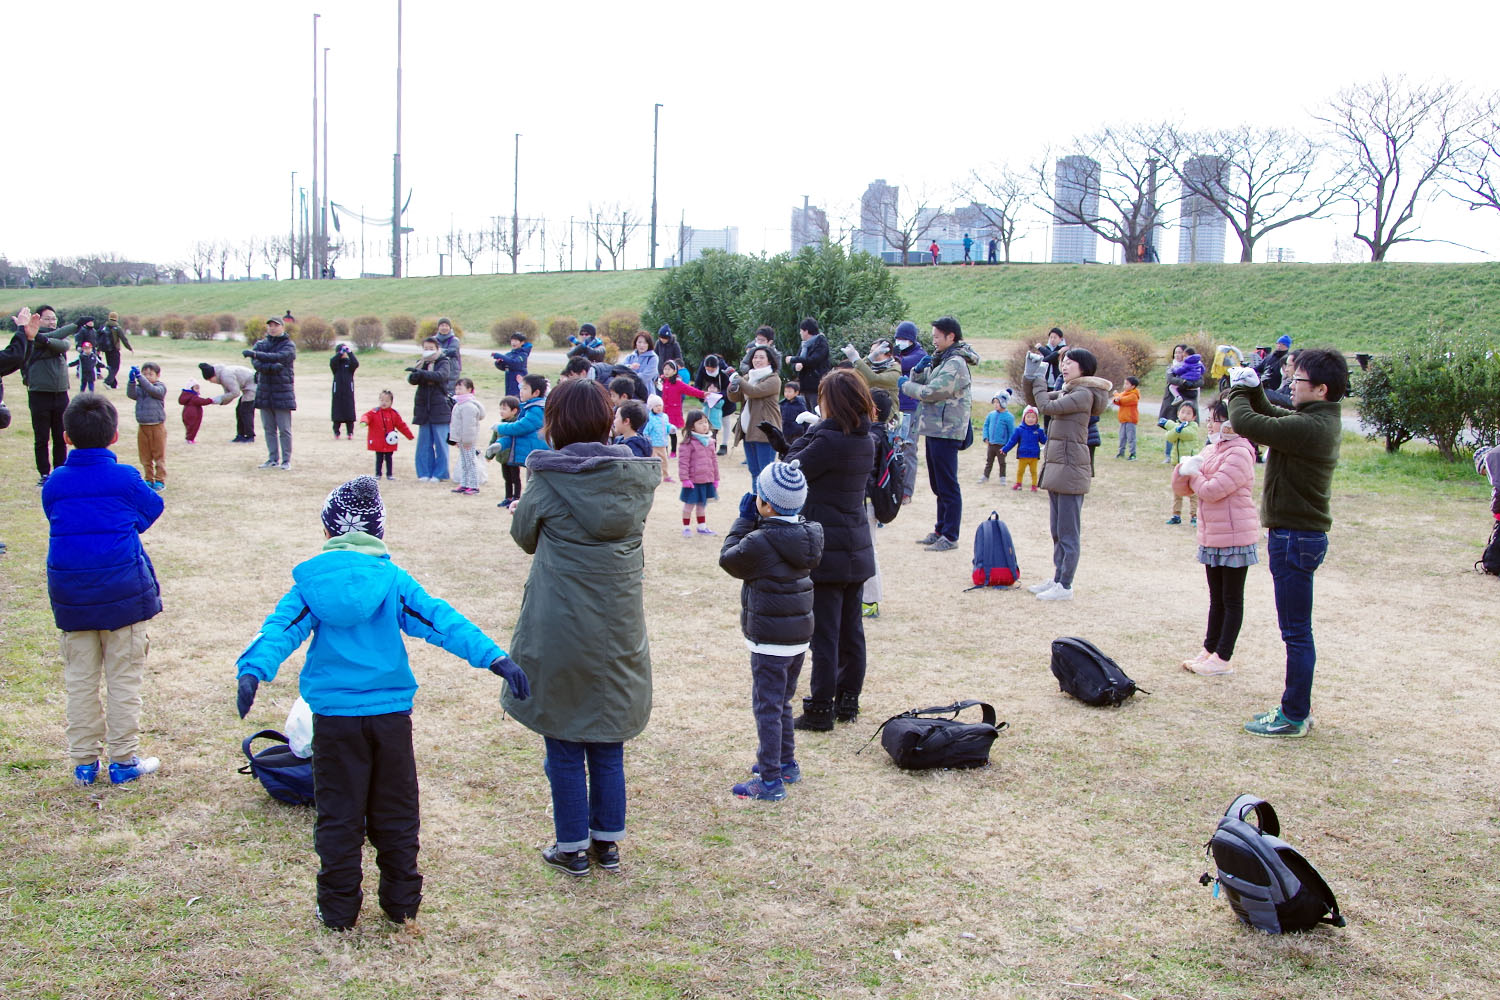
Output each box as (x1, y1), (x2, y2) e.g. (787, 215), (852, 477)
(257, 460), (278, 470)
(976, 475), (989, 484)
(1027, 580), (1057, 594)
(1038, 584), (1073, 601)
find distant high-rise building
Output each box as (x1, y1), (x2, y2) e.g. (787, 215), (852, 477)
(681, 226), (739, 263)
(1051, 155), (1100, 263)
(859, 179), (899, 255)
(1179, 155), (1228, 263)
(791, 197), (828, 252)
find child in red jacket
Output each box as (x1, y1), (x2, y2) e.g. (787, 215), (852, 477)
(361, 390), (414, 480)
(678, 410), (720, 536)
(178, 383), (214, 443)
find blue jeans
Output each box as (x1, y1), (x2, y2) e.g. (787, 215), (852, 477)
(744, 440), (775, 487)
(925, 435), (962, 541)
(415, 423), (451, 480)
(750, 651), (804, 783)
(1267, 528), (1328, 723)
(541, 737), (625, 852)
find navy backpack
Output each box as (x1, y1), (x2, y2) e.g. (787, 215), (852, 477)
(967, 511), (1020, 589)
(239, 729), (315, 806)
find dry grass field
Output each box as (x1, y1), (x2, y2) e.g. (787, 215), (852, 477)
(1, 338), (1496, 1000)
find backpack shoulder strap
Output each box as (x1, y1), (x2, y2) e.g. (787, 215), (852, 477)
(1225, 794), (1280, 836)
(242, 729), (290, 764)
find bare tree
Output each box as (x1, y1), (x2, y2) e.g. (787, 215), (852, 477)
(1158, 126), (1351, 263)
(235, 238), (258, 279)
(494, 215), (540, 274)
(961, 166), (1027, 262)
(188, 240), (215, 282)
(454, 229), (488, 275)
(1319, 75), (1488, 261)
(73, 253), (116, 286)
(216, 241), (232, 282)
(261, 237), (286, 281)
(587, 203), (641, 270)
(125, 260), (154, 286)
(1035, 124), (1177, 263)
(1448, 102), (1500, 215)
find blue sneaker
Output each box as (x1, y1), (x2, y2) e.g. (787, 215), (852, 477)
(1243, 707), (1312, 739)
(732, 777), (787, 801)
(108, 755), (160, 784)
(751, 760), (801, 784)
(73, 761), (100, 786)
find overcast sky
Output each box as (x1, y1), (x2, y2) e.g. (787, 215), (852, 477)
(9, 1), (1500, 275)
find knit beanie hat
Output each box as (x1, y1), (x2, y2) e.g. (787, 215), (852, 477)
(1276, 334), (1292, 348)
(757, 459), (808, 516)
(894, 321), (919, 342)
(992, 387), (1014, 406)
(647, 394), (663, 410)
(321, 476), (386, 538)
(198, 362), (216, 380)
(579, 322), (597, 337)
(657, 323), (671, 338)
(1022, 405), (1040, 420)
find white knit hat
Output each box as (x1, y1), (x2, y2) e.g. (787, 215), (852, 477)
(757, 459), (808, 516)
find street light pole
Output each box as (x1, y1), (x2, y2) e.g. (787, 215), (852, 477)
(311, 12), (319, 280)
(650, 103), (662, 269)
(322, 46), (330, 279)
(392, 0), (403, 278)
(289, 170), (297, 279)
(511, 133), (520, 275)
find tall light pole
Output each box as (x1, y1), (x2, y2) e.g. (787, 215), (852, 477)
(311, 12), (319, 280)
(650, 103), (662, 269)
(511, 133), (520, 275)
(391, 0), (403, 277)
(321, 46), (330, 278)
(289, 170), (297, 279)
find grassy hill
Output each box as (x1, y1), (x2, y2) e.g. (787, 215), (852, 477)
(9, 261), (1499, 352)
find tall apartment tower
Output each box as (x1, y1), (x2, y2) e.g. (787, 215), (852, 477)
(859, 179), (899, 255)
(1051, 156), (1100, 263)
(791, 196), (829, 252)
(1178, 155), (1228, 263)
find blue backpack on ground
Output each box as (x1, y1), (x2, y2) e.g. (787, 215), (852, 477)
(967, 511), (1020, 589)
(239, 729), (315, 806)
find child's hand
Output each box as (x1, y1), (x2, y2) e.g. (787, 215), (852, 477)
(1157, 417), (1169, 429)
(1175, 422), (1187, 434)
(738, 492), (759, 520)
(489, 655), (530, 700)
(681, 479), (694, 489)
(236, 674), (259, 718)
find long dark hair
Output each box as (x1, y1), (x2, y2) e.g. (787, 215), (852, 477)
(816, 369), (876, 434)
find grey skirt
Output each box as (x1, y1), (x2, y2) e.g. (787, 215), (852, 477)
(1198, 543), (1259, 568)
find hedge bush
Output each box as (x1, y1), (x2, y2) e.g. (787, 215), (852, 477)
(388, 315), (418, 341)
(351, 316), (385, 350)
(141, 317), (161, 337)
(1002, 332), (1131, 391)
(161, 314), (188, 340)
(1107, 331), (1157, 380)
(598, 310), (640, 351)
(544, 316), (578, 348)
(187, 315), (218, 341)
(492, 314), (539, 349)
(297, 317), (334, 351)
(418, 318), (463, 342)
(1357, 330), (1500, 459)
(332, 318), (351, 343)
(214, 312), (237, 333)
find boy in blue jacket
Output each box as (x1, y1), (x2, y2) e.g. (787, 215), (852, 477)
(43, 394), (165, 787)
(491, 331), (532, 398)
(234, 476), (530, 931)
(979, 389), (1016, 484)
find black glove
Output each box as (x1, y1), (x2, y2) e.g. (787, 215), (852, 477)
(489, 655), (530, 700)
(236, 674), (259, 718)
(757, 421), (790, 455)
(738, 491), (760, 520)
(242, 349), (254, 358)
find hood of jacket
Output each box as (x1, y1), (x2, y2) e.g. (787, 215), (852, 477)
(528, 442), (661, 541)
(1064, 375), (1114, 415)
(291, 532), (396, 627)
(760, 516), (825, 572)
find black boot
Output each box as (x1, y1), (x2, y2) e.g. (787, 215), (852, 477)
(793, 697), (834, 732)
(834, 692), (860, 723)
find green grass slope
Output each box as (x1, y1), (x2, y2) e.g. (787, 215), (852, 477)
(10, 261), (1499, 352)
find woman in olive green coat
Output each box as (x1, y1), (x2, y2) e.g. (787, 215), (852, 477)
(502, 377), (660, 875)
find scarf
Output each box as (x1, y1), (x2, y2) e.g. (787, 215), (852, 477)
(454, 392), (475, 405)
(692, 432), (712, 447)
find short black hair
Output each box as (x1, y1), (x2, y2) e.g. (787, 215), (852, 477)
(1125, 375), (1140, 387)
(63, 393), (117, 448)
(37, 303), (55, 316)
(510, 331), (527, 344)
(521, 374), (549, 396)
(608, 377), (635, 398)
(455, 377), (474, 392)
(1176, 399), (1198, 420)
(783, 381), (799, 393)
(1066, 347), (1098, 377)
(1209, 398), (1229, 423)
(618, 400), (648, 431)
(562, 357), (593, 377)
(544, 376), (612, 449)
(500, 394), (521, 411)
(141, 361), (161, 375)
(871, 388), (894, 423)
(1294, 348), (1348, 402)
(799, 318), (820, 336)
(1048, 327), (1064, 339)
(932, 316), (962, 338)
(753, 325), (776, 342)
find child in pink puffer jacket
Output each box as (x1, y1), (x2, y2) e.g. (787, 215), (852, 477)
(678, 410), (720, 536)
(1172, 398), (1258, 677)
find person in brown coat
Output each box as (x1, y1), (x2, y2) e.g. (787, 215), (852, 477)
(1023, 347), (1113, 601)
(727, 344), (782, 486)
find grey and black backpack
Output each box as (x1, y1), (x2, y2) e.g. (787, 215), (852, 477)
(1200, 794), (1345, 934)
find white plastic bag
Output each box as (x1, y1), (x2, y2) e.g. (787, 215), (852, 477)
(286, 696), (314, 758)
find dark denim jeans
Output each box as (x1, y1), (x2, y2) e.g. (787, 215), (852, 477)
(542, 737), (625, 852)
(750, 650), (804, 783)
(1267, 528), (1328, 723)
(925, 435), (962, 541)
(744, 440), (776, 487)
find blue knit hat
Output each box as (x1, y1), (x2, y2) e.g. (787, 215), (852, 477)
(757, 459), (808, 516)
(895, 321), (919, 341)
(1276, 334), (1292, 348)
(321, 476), (386, 539)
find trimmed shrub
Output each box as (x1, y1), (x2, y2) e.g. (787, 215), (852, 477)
(388, 314), (418, 341)
(332, 318), (350, 342)
(214, 312), (237, 333)
(141, 317), (161, 337)
(598, 310), (640, 351)
(1003, 331), (1130, 391)
(545, 316), (578, 348)
(1357, 331), (1500, 460)
(242, 317), (268, 343)
(187, 315), (218, 341)
(418, 318), (464, 342)
(351, 315), (385, 350)
(492, 314), (539, 349)
(602, 341), (620, 364)
(1355, 361), (1415, 453)
(121, 315), (141, 335)
(297, 316), (334, 351)
(161, 314), (188, 340)
(1105, 331), (1157, 380)
(57, 305), (113, 329)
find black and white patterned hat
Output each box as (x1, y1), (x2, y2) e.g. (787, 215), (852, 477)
(321, 476), (386, 539)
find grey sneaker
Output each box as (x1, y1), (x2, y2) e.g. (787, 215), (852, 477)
(924, 537), (957, 552)
(279, 461), (292, 471)
(914, 532), (941, 545)
(258, 460), (279, 469)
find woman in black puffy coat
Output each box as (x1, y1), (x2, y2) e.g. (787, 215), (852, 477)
(784, 369), (876, 731)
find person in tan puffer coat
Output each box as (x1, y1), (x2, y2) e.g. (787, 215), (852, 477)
(1023, 347), (1113, 600)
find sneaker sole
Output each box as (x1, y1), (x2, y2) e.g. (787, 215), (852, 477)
(1245, 724), (1311, 738)
(542, 859), (590, 877)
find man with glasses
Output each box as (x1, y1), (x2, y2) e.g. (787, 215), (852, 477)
(1225, 349), (1346, 739)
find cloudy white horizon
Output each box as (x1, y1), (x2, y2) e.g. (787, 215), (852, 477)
(9, 0), (1500, 276)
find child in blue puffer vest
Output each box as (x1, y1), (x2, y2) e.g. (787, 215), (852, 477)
(234, 476), (530, 932)
(1002, 405), (1047, 491)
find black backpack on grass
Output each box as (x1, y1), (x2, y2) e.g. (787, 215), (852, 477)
(1049, 636), (1144, 706)
(239, 729), (315, 806)
(1200, 794), (1345, 934)
(1478, 521), (1500, 576)
(861, 700), (1008, 770)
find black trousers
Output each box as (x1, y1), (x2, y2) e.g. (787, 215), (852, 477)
(104, 348), (122, 387)
(333, 420), (354, 436)
(29, 390), (68, 477)
(311, 712), (422, 927)
(502, 463), (522, 501)
(808, 580), (866, 703)
(1204, 564), (1250, 660)
(374, 452), (394, 476)
(235, 398), (256, 440)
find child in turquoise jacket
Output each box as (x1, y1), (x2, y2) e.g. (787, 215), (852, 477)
(234, 476), (529, 931)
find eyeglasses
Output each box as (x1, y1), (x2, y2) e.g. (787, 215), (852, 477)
(1289, 377), (1314, 385)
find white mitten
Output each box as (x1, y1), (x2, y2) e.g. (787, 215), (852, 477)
(795, 411), (818, 426)
(1228, 366), (1260, 389)
(841, 344), (860, 362)
(1177, 454), (1204, 477)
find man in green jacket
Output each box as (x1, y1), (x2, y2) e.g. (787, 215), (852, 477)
(7, 305), (80, 483)
(1226, 348), (1345, 739)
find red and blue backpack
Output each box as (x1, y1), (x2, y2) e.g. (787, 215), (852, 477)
(967, 511), (1020, 589)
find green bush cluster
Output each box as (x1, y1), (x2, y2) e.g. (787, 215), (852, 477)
(544, 316), (578, 348)
(641, 242), (907, 364)
(1357, 330), (1500, 460)
(186, 315), (218, 340)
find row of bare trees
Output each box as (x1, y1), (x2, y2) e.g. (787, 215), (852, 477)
(836, 75), (1500, 265)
